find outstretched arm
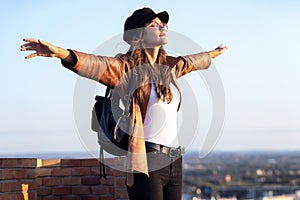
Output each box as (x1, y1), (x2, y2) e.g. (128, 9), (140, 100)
(20, 38), (76, 64)
(20, 38), (128, 88)
(172, 44), (228, 78)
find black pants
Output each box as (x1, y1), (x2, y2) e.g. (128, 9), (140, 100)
(126, 150), (182, 200)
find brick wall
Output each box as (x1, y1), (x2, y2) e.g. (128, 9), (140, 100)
(0, 157), (129, 200)
(0, 158), (37, 200)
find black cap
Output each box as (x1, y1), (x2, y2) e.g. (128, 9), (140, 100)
(123, 7), (169, 44)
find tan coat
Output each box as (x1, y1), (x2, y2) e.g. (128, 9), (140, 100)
(62, 50), (211, 184)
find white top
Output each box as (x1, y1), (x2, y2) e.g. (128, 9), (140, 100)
(143, 84), (180, 147)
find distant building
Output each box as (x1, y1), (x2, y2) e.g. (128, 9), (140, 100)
(225, 174), (231, 183)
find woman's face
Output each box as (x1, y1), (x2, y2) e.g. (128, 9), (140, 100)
(142, 17), (168, 48)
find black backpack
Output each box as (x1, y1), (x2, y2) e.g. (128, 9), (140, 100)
(91, 87), (131, 178)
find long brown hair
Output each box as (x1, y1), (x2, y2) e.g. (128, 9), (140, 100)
(126, 33), (173, 106)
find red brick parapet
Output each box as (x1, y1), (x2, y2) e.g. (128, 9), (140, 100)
(0, 157), (129, 200)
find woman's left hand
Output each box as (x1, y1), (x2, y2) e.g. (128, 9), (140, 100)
(209, 44), (228, 59)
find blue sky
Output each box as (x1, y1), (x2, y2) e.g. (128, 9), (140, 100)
(1, 1), (299, 155)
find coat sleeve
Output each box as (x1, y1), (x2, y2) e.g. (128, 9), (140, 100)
(171, 52), (212, 78)
(61, 50), (130, 88)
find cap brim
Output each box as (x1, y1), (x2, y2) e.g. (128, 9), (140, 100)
(156, 11), (169, 24)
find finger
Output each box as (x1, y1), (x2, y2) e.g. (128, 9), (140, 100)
(20, 42), (39, 51)
(20, 46), (36, 51)
(21, 42), (37, 47)
(220, 47), (228, 54)
(221, 44), (228, 48)
(222, 46), (228, 51)
(21, 43), (32, 48)
(25, 53), (37, 59)
(217, 44), (226, 49)
(38, 39), (49, 46)
(23, 38), (40, 43)
(20, 43), (39, 51)
(217, 44), (228, 52)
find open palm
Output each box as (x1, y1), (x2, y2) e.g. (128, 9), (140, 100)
(21, 38), (60, 59)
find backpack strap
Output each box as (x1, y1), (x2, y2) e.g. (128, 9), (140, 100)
(98, 86), (110, 180)
(105, 86), (111, 98)
(99, 147), (107, 179)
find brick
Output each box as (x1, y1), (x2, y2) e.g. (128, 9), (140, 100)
(19, 158), (37, 168)
(72, 185), (91, 195)
(0, 158), (17, 168)
(114, 188), (129, 199)
(82, 176), (101, 185)
(0, 192), (37, 200)
(106, 166), (115, 176)
(42, 177), (62, 186)
(17, 169), (36, 179)
(28, 191), (38, 200)
(91, 185), (113, 195)
(0, 193), (23, 200)
(0, 186), (30, 199)
(1, 180), (20, 192)
(61, 159), (81, 167)
(36, 168), (52, 177)
(36, 177), (43, 186)
(91, 167), (100, 176)
(91, 166), (113, 176)
(0, 180), (16, 192)
(97, 196), (115, 200)
(60, 195), (82, 200)
(39, 195), (61, 200)
(71, 167), (91, 176)
(81, 159), (99, 167)
(91, 165), (113, 177)
(0, 158), (36, 168)
(39, 159), (61, 168)
(61, 177), (81, 185)
(38, 186), (51, 196)
(100, 177), (114, 186)
(112, 169), (126, 177)
(0, 169), (15, 179)
(114, 177), (126, 188)
(27, 180), (38, 190)
(103, 157), (124, 166)
(51, 186), (72, 195)
(51, 168), (71, 176)
(80, 196), (101, 200)
(0, 169), (36, 179)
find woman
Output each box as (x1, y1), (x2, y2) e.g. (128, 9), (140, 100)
(21, 7), (227, 200)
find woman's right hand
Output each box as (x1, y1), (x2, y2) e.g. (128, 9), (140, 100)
(20, 38), (70, 60)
